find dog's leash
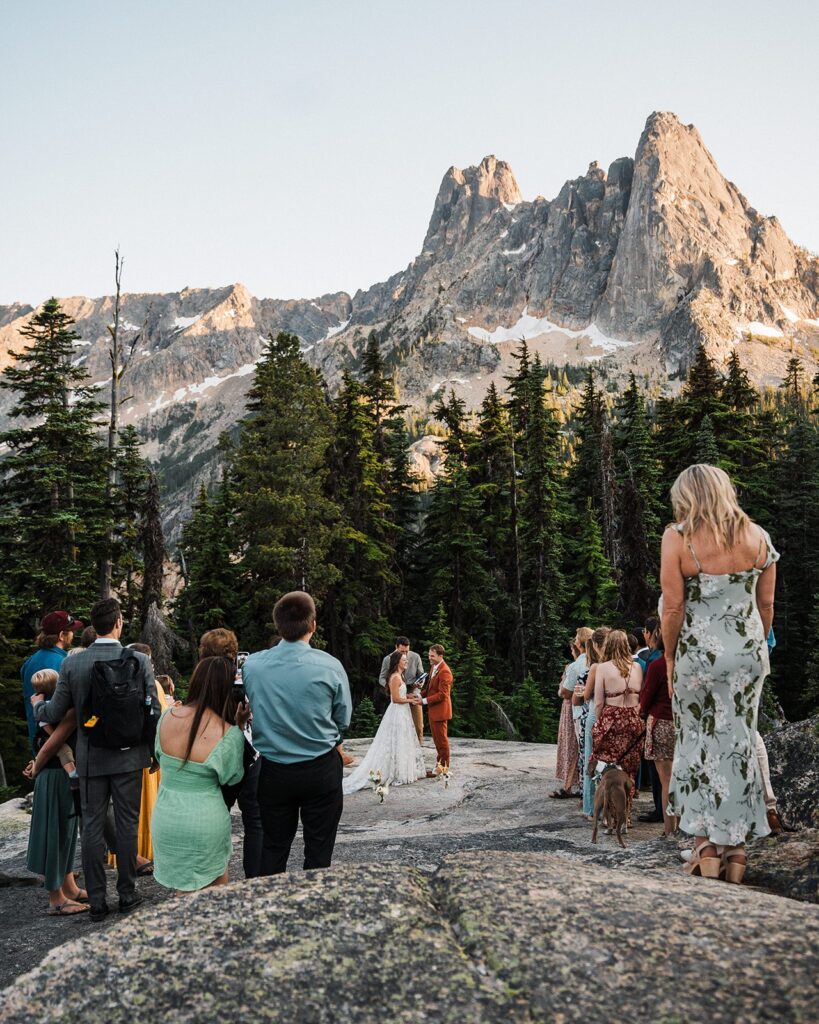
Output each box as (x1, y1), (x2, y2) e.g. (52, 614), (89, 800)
(593, 728), (646, 774)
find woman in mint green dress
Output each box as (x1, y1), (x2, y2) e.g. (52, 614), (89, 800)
(152, 657), (250, 892)
(661, 465), (777, 885)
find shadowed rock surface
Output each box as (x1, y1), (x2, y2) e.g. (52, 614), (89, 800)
(1, 853), (817, 1024)
(765, 715), (819, 829)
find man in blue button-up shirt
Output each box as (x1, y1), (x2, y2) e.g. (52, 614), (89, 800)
(243, 591), (352, 874)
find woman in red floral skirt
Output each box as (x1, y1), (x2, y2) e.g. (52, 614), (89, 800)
(591, 630), (645, 809)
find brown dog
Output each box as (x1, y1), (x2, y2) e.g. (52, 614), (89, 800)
(591, 765), (631, 848)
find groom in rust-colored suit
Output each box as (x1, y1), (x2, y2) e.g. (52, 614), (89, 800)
(421, 644), (453, 774)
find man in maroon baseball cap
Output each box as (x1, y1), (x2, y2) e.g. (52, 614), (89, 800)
(41, 611), (84, 635)
(20, 611), (84, 748)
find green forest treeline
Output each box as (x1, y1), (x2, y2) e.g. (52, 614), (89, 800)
(2, 300), (819, 789)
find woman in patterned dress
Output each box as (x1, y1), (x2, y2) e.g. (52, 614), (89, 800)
(575, 626), (610, 819)
(661, 464), (777, 884)
(590, 630), (645, 808)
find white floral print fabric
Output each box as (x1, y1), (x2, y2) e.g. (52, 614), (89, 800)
(668, 527), (778, 845)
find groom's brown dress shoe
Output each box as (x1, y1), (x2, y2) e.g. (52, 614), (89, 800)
(425, 771), (436, 778)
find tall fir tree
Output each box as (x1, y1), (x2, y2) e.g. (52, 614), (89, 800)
(518, 358), (565, 689)
(324, 372), (397, 694)
(465, 383), (518, 673)
(0, 299), (109, 618)
(610, 373), (664, 624)
(656, 346), (728, 486)
(419, 400), (498, 652)
(111, 425), (150, 632)
(231, 332), (339, 646)
(176, 476), (242, 651)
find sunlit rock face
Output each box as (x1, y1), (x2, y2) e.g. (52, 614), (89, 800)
(1, 112), (817, 535)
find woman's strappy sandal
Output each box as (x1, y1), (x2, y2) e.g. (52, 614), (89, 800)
(721, 846), (747, 884)
(682, 840), (722, 879)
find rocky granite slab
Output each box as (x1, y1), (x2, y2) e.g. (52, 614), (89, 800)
(435, 852), (819, 1024)
(2, 853), (817, 1024)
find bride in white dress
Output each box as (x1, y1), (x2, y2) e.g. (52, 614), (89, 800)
(343, 652), (426, 794)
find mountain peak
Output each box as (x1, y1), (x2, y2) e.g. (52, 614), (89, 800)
(424, 155), (521, 254)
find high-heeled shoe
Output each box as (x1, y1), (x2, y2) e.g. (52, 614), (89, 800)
(721, 845), (746, 884)
(682, 840), (722, 879)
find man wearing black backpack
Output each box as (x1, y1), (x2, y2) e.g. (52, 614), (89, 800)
(32, 597), (160, 921)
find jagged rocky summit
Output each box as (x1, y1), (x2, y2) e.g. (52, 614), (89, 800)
(1, 111), (817, 533)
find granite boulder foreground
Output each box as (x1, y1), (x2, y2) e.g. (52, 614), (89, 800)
(1, 852), (816, 1024)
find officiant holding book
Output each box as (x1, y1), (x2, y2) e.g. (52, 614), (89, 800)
(379, 637), (424, 744)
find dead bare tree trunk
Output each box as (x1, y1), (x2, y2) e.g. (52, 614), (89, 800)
(139, 602), (180, 680)
(99, 251), (124, 599)
(140, 472), (166, 622)
(509, 437), (526, 682)
(99, 250), (150, 599)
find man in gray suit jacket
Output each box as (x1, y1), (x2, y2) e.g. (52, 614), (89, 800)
(33, 597), (160, 920)
(379, 636), (425, 744)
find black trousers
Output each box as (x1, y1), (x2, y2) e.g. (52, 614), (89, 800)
(79, 770), (142, 907)
(257, 749), (343, 874)
(237, 756), (276, 878)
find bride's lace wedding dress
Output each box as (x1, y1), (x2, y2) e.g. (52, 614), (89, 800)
(343, 683), (426, 794)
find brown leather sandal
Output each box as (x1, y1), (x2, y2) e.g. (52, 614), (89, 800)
(682, 840), (722, 879)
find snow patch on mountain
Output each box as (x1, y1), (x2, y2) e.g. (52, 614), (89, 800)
(173, 314), (202, 330)
(467, 308), (632, 353)
(745, 321), (784, 339)
(324, 318), (351, 340)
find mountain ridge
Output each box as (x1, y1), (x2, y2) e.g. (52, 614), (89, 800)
(1, 111), (818, 534)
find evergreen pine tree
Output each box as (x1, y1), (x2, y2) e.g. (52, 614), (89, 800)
(347, 696), (381, 738)
(695, 414), (721, 466)
(231, 332), (339, 647)
(770, 411), (819, 718)
(324, 372), (397, 692)
(656, 347), (728, 485)
(0, 299), (109, 618)
(506, 673), (558, 742)
(419, 400), (499, 651)
(450, 636), (501, 738)
(0, 584), (30, 792)
(611, 373), (664, 624)
(720, 352), (776, 520)
(564, 498), (618, 623)
(518, 359), (565, 688)
(465, 383), (518, 674)
(112, 425), (150, 632)
(176, 477), (242, 647)
(504, 340), (532, 435)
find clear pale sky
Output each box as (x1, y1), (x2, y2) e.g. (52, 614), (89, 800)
(1, 0), (816, 306)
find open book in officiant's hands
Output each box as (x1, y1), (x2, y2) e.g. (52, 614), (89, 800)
(407, 672), (428, 691)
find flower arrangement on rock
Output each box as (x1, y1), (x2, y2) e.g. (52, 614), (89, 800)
(436, 763), (451, 788)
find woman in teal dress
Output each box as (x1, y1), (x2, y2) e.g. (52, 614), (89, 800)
(152, 657), (250, 893)
(661, 465), (777, 885)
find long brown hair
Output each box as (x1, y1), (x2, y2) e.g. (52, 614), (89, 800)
(585, 626), (610, 667)
(387, 649), (405, 683)
(603, 629), (634, 679)
(181, 656), (237, 765)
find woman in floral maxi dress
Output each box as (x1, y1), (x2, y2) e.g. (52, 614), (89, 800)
(661, 465), (778, 884)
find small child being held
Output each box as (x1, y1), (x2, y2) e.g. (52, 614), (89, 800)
(30, 669), (76, 776)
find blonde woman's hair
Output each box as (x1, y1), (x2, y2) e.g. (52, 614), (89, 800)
(670, 464), (750, 550)
(572, 626), (594, 654)
(603, 629), (633, 679)
(585, 626), (610, 667)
